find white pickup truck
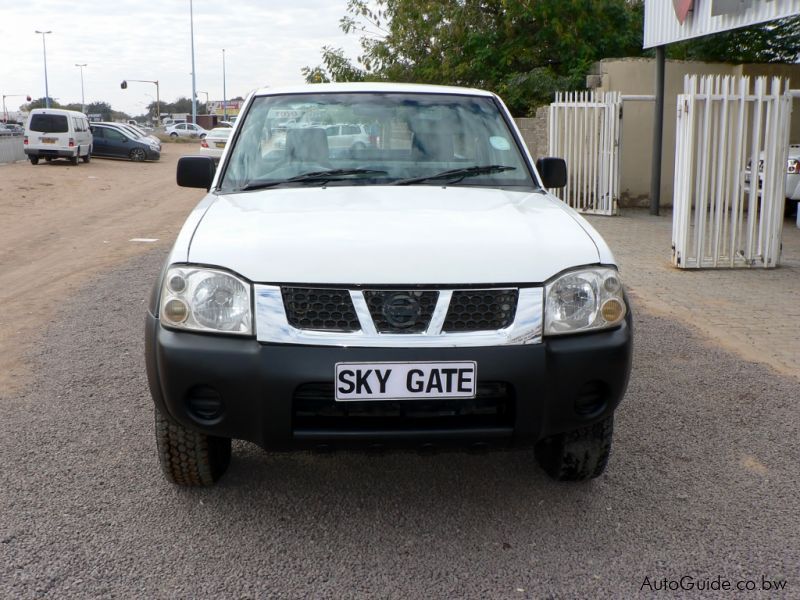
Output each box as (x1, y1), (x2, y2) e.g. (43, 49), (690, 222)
(145, 83), (633, 486)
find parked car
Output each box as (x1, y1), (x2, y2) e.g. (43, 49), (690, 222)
(0, 123), (23, 135)
(147, 83), (632, 487)
(199, 127), (231, 160)
(166, 122), (207, 139)
(744, 145), (800, 217)
(24, 108), (92, 165)
(324, 123), (372, 152)
(104, 122), (161, 150)
(89, 123), (160, 161)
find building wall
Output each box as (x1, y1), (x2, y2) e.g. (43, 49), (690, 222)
(593, 58), (800, 207)
(514, 105), (550, 163)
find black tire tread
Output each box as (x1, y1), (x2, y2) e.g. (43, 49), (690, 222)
(535, 416), (614, 481)
(154, 409), (231, 486)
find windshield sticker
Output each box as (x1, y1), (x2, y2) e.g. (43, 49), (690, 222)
(490, 136), (511, 151)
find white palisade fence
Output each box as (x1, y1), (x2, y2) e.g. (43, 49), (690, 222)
(549, 91), (621, 216)
(0, 137), (25, 163)
(672, 75), (792, 269)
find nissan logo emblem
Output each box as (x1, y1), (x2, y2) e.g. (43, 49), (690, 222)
(382, 293), (421, 329)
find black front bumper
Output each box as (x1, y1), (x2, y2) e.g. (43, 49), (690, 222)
(145, 312), (633, 450)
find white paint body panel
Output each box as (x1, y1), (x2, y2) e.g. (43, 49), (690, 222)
(181, 186), (605, 284)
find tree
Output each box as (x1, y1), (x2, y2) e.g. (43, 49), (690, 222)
(303, 0), (646, 115)
(305, 1), (800, 115)
(21, 97), (60, 111)
(85, 101), (114, 120)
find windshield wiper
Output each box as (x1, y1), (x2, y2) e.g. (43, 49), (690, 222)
(392, 164), (517, 186)
(241, 168), (388, 191)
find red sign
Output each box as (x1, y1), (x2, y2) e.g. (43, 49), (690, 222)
(673, 0), (694, 24)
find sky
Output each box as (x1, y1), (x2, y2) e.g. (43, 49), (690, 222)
(0, 0), (364, 116)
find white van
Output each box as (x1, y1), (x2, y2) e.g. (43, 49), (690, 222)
(24, 108), (93, 165)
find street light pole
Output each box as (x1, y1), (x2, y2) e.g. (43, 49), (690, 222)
(121, 79), (160, 125)
(35, 30), (52, 108)
(2, 95), (31, 122)
(75, 63), (87, 113)
(190, 0), (197, 124)
(222, 48), (227, 121)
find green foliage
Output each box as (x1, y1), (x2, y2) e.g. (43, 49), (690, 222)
(303, 0), (646, 115)
(304, 1), (799, 116)
(86, 101), (114, 120)
(21, 97), (60, 110)
(20, 98), (128, 120)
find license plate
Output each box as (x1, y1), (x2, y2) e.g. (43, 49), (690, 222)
(335, 361), (477, 401)
(41, 137), (57, 144)
(215, 142), (226, 148)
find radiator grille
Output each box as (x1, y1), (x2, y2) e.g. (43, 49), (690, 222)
(281, 287), (360, 332)
(293, 382), (514, 431)
(442, 289), (518, 332)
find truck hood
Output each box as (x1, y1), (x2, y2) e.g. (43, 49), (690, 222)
(186, 186), (601, 284)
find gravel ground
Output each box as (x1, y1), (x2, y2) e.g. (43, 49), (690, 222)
(1, 249), (798, 599)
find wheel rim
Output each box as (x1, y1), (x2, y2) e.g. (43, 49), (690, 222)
(131, 148), (146, 161)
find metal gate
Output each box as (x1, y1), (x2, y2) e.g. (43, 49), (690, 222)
(672, 75), (792, 268)
(548, 91), (621, 215)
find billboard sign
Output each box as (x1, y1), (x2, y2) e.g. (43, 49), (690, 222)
(207, 100), (243, 116)
(644, 0), (800, 48)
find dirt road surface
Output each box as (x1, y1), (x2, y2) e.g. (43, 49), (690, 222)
(0, 146), (203, 393)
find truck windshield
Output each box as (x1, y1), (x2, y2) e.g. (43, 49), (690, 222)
(219, 93), (536, 192)
(29, 114), (69, 133)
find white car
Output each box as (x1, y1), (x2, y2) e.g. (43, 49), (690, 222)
(745, 145), (800, 218)
(199, 127), (231, 160)
(147, 83), (632, 486)
(166, 122), (207, 139)
(325, 123), (372, 152)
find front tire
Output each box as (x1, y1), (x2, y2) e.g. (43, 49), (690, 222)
(129, 148), (147, 162)
(535, 416), (614, 481)
(169, 132), (178, 138)
(154, 409), (231, 486)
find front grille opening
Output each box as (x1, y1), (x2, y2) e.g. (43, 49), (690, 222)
(364, 290), (438, 333)
(293, 382), (514, 431)
(442, 289), (518, 332)
(281, 287), (361, 332)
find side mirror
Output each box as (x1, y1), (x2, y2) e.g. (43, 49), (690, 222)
(177, 156), (216, 190)
(536, 157), (567, 189)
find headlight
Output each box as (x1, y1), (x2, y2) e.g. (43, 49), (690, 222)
(544, 267), (626, 336)
(159, 266), (252, 335)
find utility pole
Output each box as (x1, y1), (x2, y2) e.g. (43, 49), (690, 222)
(75, 63), (87, 113)
(222, 48), (227, 121)
(649, 45), (665, 216)
(35, 30), (52, 108)
(190, 0), (197, 124)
